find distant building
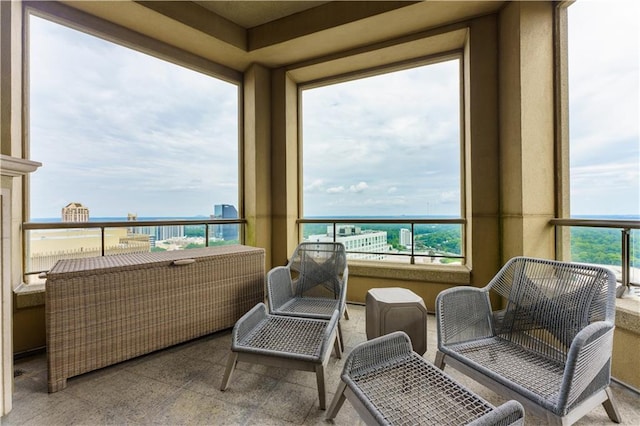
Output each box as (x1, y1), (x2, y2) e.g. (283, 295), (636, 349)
(127, 212), (183, 244)
(212, 204), (238, 241)
(61, 202), (89, 222)
(400, 228), (412, 248)
(307, 225), (388, 260)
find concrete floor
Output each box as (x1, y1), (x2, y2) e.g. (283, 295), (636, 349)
(4, 304), (639, 425)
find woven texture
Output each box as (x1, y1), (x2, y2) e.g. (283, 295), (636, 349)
(268, 242), (348, 320)
(340, 332), (524, 426)
(46, 245), (265, 392)
(437, 257), (617, 417)
(232, 303), (337, 363)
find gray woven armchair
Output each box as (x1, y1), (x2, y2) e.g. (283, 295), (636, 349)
(327, 331), (525, 425)
(435, 257), (621, 425)
(267, 242), (349, 349)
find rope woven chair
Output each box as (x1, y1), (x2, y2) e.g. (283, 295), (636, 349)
(435, 257), (621, 425)
(326, 331), (525, 425)
(267, 242), (349, 351)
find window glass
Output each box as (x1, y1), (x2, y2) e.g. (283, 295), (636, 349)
(28, 14), (239, 221)
(301, 59), (461, 218)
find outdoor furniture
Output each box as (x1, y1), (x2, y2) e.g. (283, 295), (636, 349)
(220, 302), (340, 409)
(326, 331), (525, 425)
(46, 245), (265, 393)
(267, 241), (349, 351)
(435, 256), (621, 425)
(366, 287), (428, 355)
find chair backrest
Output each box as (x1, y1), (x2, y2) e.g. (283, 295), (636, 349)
(288, 242), (347, 299)
(489, 257), (616, 362)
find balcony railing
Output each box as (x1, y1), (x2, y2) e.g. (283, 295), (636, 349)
(550, 218), (640, 298)
(22, 218), (246, 277)
(297, 217), (466, 265)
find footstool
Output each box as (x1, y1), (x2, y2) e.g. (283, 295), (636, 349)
(366, 287), (428, 355)
(326, 332), (525, 425)
(220, 302), (340, 409)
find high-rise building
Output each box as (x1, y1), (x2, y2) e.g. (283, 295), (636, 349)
(400, 228), (412, 248)
(61, 202), (89, 222)
(212, 204), (239, 241)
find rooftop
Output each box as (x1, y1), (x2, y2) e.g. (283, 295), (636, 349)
(6, 304), (640, 425)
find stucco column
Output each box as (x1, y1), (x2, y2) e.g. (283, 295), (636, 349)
(243, 64), (272, 268)
(499, 1), (556, 262)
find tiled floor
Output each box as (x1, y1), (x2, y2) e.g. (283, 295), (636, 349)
(4, 304), (639, 425)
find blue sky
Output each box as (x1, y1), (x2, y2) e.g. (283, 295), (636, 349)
(28, 1), (639, 219)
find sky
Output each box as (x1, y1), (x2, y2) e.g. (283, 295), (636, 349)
(28, 1), (639, 219)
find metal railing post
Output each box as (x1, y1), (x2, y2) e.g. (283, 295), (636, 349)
(622, 228), (630, 291)
(101, 227), (105, 256)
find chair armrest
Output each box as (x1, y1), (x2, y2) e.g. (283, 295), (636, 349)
(343, 331), (413, 379)
(337, 265), (349, 314)
(558, 321), (615, 410)
(436, 286), (493, 347)
(467, 400), (525, 426)
(266, 266), (294, 313)
(232, 302), (268, 348)
(320, 309), (341, 354)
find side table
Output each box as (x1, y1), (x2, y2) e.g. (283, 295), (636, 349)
(366, 287), (428, 355)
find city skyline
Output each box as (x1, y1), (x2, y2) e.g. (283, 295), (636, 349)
(27, 1), (639, 219)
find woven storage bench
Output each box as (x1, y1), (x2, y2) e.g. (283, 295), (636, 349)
(327, 332), (525, 425)
(45, 245), (265, 392)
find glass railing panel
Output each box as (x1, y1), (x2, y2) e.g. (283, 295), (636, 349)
(25, 227), (103, 279)
(207, 223), (240, 246)
(412, 223), (463, 265)
(631, 228), (639, 287)
(569, 226), (626, 282)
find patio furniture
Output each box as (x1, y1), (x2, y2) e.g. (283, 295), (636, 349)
(267, 241), (349, 351)
(326, 331), (525, 425)
(435, 256), (621, 425)
(366, 287), (428, 355)
(220, 302), (340, 409)
(46, 245), (265, 393)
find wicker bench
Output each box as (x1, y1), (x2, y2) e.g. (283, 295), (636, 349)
(327, 332), (525, 425)
(46, 245), (265, 392)
(220, 302), (340, 409)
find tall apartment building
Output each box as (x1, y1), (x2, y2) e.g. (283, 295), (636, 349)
(127, 212), (183, 243)
(212, 204), (239, 241)
(400, 228), (413, 248)
(307, 225), (388, 260)
(61, 202), (89, 222)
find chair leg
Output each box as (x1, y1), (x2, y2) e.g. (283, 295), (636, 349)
(316, 364), (326, 410)
(337, 322), (344, 354)
(326, 381), (348, 420)
(343, 305), (350, 320)
(434, 350), (446, 370)
(602, 387), (622, 423)
(220, 352), (238, 391)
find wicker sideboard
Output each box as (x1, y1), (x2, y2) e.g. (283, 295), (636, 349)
(45, 245), (265, 392)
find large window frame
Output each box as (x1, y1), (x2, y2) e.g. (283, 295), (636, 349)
(297, 53), (467, 267)
(21, 2), (244, 282)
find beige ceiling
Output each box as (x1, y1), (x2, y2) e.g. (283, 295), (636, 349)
(61, 1), (505, 72)
(193, 1), (330, 28)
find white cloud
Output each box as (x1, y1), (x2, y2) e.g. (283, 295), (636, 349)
(349, 182), (369, 193)
(327, 186), (346, 194)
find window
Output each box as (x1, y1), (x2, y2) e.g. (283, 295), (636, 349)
(565, 1), (639, 286)
(25, 12), (240, 276)
(28, 14), (240, 221)
(300, 58), (463, 264)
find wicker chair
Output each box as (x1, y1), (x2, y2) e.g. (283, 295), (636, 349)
(435, 257), (621, 425)
(326, 331), (525, 425)
(267, 242), (349, 350)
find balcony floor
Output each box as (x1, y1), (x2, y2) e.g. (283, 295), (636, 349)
(5, 304), (640, 425)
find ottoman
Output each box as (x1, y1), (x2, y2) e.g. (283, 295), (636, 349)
(366, 287), (428, 355)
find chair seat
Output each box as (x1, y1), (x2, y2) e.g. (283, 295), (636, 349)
(275, 297), (340, 319)
(444, 337), (565, 407)
(234, 313), (332, 362)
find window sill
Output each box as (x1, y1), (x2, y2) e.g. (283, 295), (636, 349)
(348, 261), (471, 285)
(615, 295), (640, 335)
(13, 283), (45, 309)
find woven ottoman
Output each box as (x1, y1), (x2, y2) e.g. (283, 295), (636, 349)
(220, 302), (340, 409)
(366, 287), (428, 355)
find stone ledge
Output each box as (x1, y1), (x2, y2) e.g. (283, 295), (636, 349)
(615, 296), (640, 335)
(13, 283), (45, 309)
(349, 261), (471, 285)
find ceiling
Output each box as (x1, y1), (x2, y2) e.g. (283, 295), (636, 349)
(61, 1), (506, 72)
(192, 1), (330, 28)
